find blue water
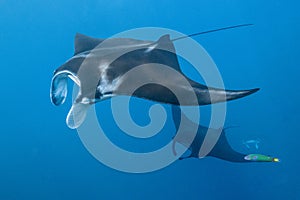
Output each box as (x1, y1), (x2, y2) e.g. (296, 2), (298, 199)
(1, 1), (299, 199)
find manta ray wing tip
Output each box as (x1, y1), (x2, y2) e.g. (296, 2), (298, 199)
(249, 88), (260, 94)
(226, 87), (260, 101)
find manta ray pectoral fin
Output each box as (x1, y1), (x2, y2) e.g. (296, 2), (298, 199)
(66, 103), (90, 129)
(193, 86), (260, 105)
(222, 88), (260, 102)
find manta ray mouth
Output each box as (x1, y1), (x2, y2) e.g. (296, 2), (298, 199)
(50, 70), (80, 106)
(50, 70), (90, 129)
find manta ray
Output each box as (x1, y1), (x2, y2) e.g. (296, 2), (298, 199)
(171, 106), (279, 162)
(50, 25), (259, 129)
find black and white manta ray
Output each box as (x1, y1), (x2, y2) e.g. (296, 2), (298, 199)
(50, 25), (259, 129)
(171, 106), (279, 163)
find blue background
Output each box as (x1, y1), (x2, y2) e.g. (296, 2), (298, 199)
(0, 0), (299, 199)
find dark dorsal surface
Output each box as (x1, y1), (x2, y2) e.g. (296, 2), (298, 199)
(106, 34), (182, 79)
(51, 32), (260, 129)
(74, 33), (105, 55)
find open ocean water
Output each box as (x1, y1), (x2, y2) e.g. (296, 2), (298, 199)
(0, 1), (299, 199)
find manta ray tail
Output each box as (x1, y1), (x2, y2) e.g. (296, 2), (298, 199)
(171, 24), (253, 42)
